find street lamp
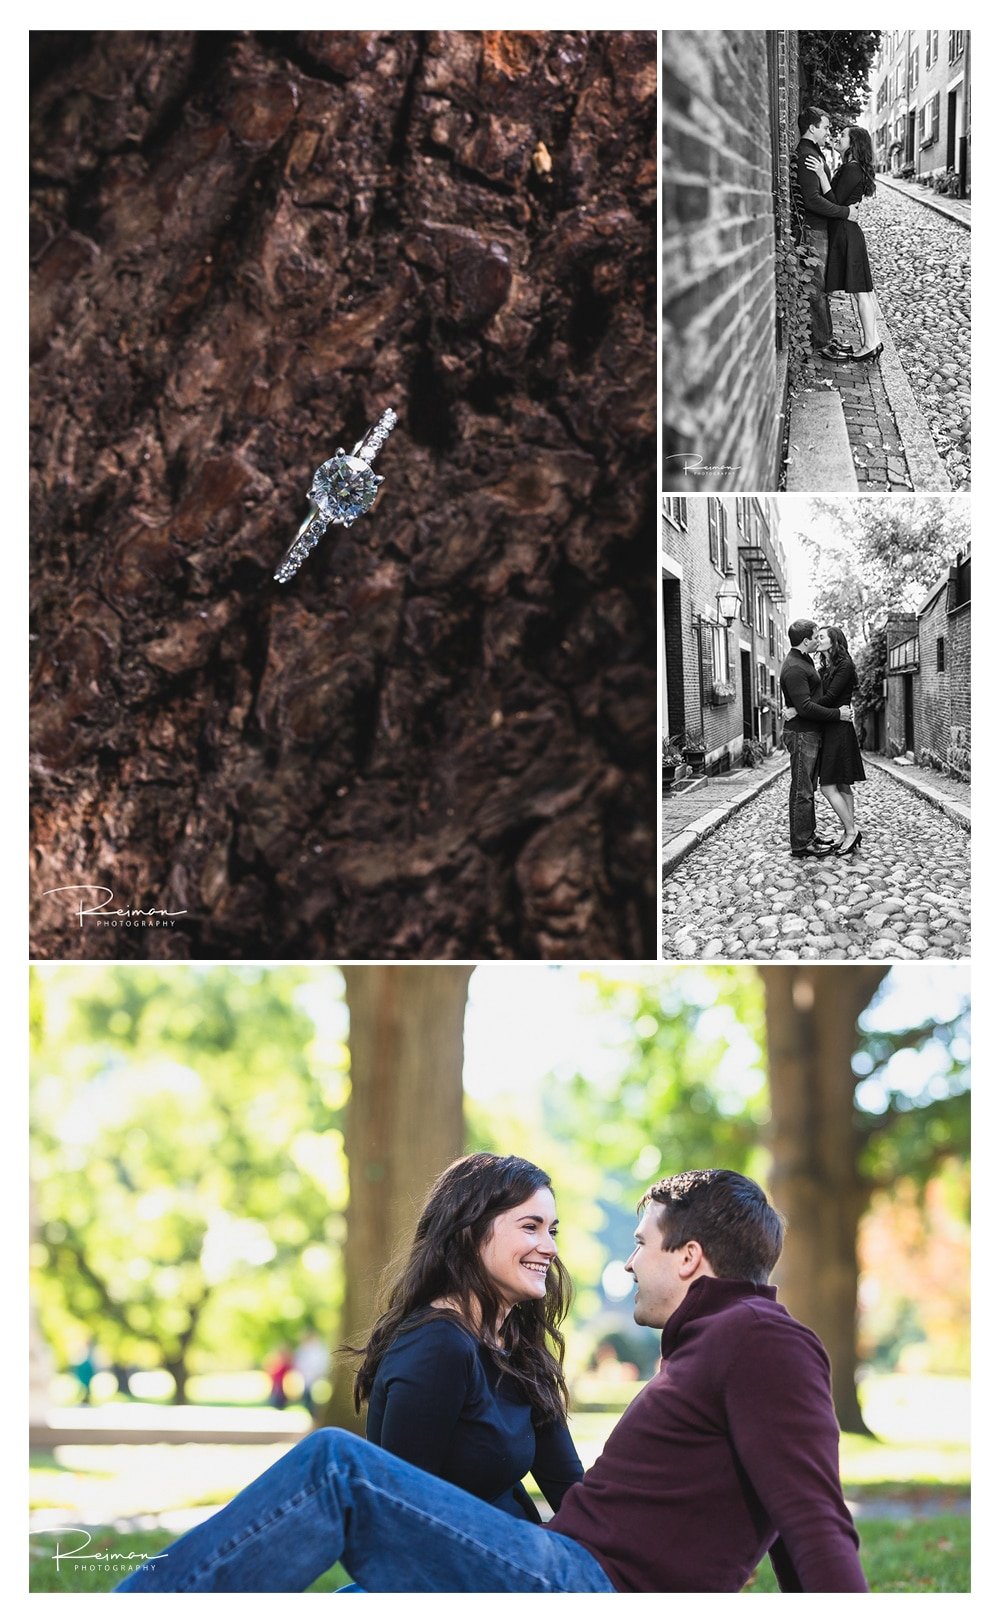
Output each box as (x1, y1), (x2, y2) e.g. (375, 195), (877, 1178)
(716, 572), (741, 625)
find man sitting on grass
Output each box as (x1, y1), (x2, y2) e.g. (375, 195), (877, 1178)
(117, 1169), (868, 1593)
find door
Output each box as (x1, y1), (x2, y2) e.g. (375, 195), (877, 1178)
(662, 579), (685, 740)
(903, 675), (915, 752)
(947, 89), (958, 169)
(741, 650), (753, 740)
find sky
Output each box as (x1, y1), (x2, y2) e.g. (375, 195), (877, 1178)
(774, 496), (846, 620)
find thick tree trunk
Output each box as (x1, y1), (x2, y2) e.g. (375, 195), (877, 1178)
(324, 964), (470, 1431)
(30, 31), (656, 960)
(759, 965), (890, 1434)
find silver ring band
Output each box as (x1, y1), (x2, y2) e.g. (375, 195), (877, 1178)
(274, 407), (397, 584)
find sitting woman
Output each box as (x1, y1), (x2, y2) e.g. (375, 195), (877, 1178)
(116, 1152), (587, 1593)
(348, 1150), (582, 1522)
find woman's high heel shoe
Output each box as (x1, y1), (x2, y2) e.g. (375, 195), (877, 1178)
(853, 343), (883, 364)
(836, 830), (862, 855)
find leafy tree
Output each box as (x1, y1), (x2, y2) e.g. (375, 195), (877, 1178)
(798, 32), (882, 126)
(800, 497), (968, 647)
(31, 965), (348, 1399)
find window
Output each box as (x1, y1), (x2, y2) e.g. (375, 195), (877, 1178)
(909, 47), (919, 90)
(708, 500), (720, 566)
(740, 566), (752, 623)
(663, 496), (688, 530)
(756, 591), (765, 634)
(926, 30), (938, 68)
(757, 660), (768, 696)
(768, 618), (775, 656)
(719, 503), (730, 573)
(920, 93), (940, 146)
(711, 623), (730, 684)
(888, 636), (919, 670)
(770, 673), (776, 698)
(948, 31), (965, 65)
(936, 636), (946, 672)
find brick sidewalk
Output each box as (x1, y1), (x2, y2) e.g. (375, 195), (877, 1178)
(864, 752), (970, 823)
(802, 300), (911, 490)
(662, 755), (788, 850)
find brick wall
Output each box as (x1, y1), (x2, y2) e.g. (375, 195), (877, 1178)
(916, 580), (949, 765)
(663, 31), (790, 492)
(947, 603), (970, 777)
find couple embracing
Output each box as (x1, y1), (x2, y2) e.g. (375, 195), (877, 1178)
(780, 619), (866, 859)
(796, 105), (882, 364)
(117, 1156), (867, 1593)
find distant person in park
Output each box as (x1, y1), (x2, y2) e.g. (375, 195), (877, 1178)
(779, 620), (854, 859)
(783, 625), (865, 856)
(116, 1168), (867, 1593)
(806, 124), (883, 364)
(794, 106), (868, 361)
(264, 1347), (294, 1410)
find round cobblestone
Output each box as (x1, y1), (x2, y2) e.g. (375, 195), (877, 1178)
(663, 765), (969, 961)
(864, 183), (971, 490)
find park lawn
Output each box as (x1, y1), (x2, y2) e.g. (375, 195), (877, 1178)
(30, 1518), (969, 1594)
(745, 1514), (970, 1593)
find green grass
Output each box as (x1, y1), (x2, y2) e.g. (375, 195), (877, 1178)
(29, 1531), (352, 1593)
(745, 1516), (970, 1593)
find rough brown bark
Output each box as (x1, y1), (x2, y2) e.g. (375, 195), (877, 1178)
(29, 30), (656, 960)
(759, 964), (890, 1434)
(324, 964), (469, 1431)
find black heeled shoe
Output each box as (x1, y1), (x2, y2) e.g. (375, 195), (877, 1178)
(853, 343), (883, 364)
(836, 830), (862, 855)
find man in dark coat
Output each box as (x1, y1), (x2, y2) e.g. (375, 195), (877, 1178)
(795, 106), (865, 360)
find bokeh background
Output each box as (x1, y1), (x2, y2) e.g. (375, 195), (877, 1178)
(29, 962), (969, 1591)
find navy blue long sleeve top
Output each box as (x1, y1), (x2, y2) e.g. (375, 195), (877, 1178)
(366, 1315), (583, 1521)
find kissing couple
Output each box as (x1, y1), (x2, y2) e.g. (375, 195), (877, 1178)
(779, 619), (866, 858)
(795, 105), (883, 365)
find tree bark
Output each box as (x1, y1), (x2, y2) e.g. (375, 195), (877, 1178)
(30, 30), (656, 960)
(759, 964), (890, 1434)
(324, 964), (470, 1431)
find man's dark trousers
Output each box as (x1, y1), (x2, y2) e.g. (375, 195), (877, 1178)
(784, 727), (821, 852)
(806, 227), (833, 349)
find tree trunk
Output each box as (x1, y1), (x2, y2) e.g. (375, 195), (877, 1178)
(324, 965), (470, 1430)
(30, 31), (656, 961)
(759, 965), (889, 1434)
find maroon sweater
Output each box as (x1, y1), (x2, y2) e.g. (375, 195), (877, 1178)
(549, 1277), (867, 1592)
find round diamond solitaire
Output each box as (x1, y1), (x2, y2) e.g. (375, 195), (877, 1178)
(274, 406), (397, 584)
(310, 455), (381, 525)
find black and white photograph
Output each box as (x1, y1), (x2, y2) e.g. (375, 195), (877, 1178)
(661, 494), (970, 961)
(663, 30), (970, 493)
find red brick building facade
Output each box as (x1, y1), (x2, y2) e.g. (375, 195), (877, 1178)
(662, 496), (787, 772)
(663, 31), (799, 492)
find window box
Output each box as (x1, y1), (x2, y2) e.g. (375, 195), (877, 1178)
(709, 680), (736, 706)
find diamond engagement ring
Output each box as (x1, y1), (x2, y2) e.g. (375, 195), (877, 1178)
(273, 406), (398, 584)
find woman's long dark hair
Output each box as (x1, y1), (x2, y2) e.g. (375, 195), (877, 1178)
(843, 126), (876, 196)
(820, 625), (854, 687)
(347, 1153), (571, 1424)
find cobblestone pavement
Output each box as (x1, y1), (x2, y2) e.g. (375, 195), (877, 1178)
(876, 173), (971, 229)
(803, 303), (910, 491)
(662, 763), (969, 961)
(865, 179), (970, 490)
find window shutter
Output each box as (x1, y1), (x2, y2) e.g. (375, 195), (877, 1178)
(708, 502), (719, 567)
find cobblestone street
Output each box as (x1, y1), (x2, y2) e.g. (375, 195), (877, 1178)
(662, 762), (969, 961)
(800, 180), (970, 492)
(863, 178), (970, 490)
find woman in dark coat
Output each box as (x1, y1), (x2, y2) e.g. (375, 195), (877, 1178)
(804, 125), (881, 362)
(816, 626), (866, 855)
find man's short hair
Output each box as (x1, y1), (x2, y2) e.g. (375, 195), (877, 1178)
(798, 105), (830, 137)
(640, 1169), (785, 1285)
(787, 619), (816, 647)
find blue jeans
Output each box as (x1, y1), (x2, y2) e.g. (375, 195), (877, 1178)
(806, 225), (833, 348)
(784, 727), (821, 851)
(114, 1429), (616, 1593)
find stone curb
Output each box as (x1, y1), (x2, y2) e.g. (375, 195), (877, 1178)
(662, 759), (789, 875)
(871, 289), (951, 491)
(785, 388), (858, 492)
(864, 754), (970, 830)
(875, 173), (971, 230)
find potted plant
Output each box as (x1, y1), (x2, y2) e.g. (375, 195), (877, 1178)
(709, 678), (737, 706)
(679, 728), (707, 773)
(662, 735), (684, 786)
